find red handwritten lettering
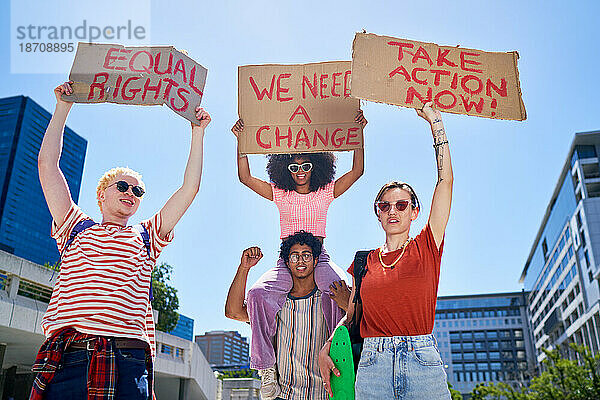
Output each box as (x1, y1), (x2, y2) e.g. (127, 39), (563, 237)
(88, 72), (109, 100)
(170, 87), (190, 112)
(121, 77), (142, 100)
(405, 86), (432, 104)
(256, 126), (272, 149)
(188, 66), (204, 96)
(313, 128), (329, 147)
(460, 95), (484, 113)
(460, 75), (483, 95)
(276, 127), (292, 148)
(430, 69), (450, 86)
(162, 78), (179, 100)
(276, 73), (293, 102)
(344, 70), (351, 97)
(388, 41), (414, 61)
(173, 59), (188, 84)
(436, 49), (457, 68)
(113, 76), (123, 99)
(142, 78), (162, 101)
(346, 127), (360, 145)
(460, 51), (483, 73)
(411, 67), (428, 85)
(294, 128), (310, 149)
(249, 75), (275, 101)
(434, 90), (457, 109)
(450, 73), (459, 89)
(331, 128), (345, 148)
(389, 65), (411, 81)
(302, 74), (318, 99)
(332, 72), (342, 97)
(486, 78), (507, 97)
(289, 105), (312, 123)
(412, 46), (433, 66)
(154, 52), (173, 75)
(129, 51), (153, 73)
(320, 74), (329, 99)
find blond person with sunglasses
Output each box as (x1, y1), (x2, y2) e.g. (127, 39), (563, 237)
(31, 81), (210, 400)
(318, 102), (453, 400)
(229, 111), (366, 400)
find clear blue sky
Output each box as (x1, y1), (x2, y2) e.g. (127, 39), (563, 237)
(2, 0), (599, 341)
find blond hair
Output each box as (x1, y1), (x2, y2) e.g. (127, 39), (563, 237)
(96, 167), (144, 211)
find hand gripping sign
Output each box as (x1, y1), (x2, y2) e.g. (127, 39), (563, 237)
(62, 42), (208, 124)
(237, 61), (363, 155)
(351, 33), (526, 121)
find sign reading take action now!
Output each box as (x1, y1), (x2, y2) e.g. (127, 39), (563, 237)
(237, 61), (363, 155)
(351, 33), (526, 121)
(63, 42), (208, 124)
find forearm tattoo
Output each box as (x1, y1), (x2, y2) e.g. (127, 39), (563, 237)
(432, 127), (448, 184)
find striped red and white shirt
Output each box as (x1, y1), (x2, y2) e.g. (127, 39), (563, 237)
(41, 204), (173, 358)
(272, 182), (335, 239)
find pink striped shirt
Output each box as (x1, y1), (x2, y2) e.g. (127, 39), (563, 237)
(41, 205), (173, 358)
(272, 182), (335, 239)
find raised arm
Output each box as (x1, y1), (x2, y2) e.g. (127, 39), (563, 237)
(416, 102), (453, 249)
(158, 107), (210, 239)
(333, 110), (367, 198)
(38, 82), (76, 227)
(225, 246), (263, 322)
(231, 119), (273, 200)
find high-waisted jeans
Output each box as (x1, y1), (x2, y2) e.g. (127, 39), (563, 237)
(355, 334), (451, 400)
(246, 247), (346, 369)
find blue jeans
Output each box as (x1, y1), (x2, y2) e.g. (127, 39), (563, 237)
(355, 335), (451, 400)
(44, 348), (150, 400)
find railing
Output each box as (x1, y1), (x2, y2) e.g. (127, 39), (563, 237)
(17, 278), (52, 303)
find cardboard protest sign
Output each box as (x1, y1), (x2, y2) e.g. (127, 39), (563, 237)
(237, 61), (363, 155)
(351, 33), (526, 121)
(63, 42), (207, 124)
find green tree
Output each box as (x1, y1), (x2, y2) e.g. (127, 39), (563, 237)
(448, 382), (463, 399)
(217, 369), (258, 380)
(469, 343), (600, 400)
(151, 262), (179, 332)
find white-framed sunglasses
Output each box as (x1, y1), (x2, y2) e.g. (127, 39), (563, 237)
(288, 162), (313, 173)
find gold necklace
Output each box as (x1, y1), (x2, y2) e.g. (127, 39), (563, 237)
(379, 237), (411, 269)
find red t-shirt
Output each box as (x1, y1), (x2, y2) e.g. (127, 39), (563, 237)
(348, 224), (443, 337)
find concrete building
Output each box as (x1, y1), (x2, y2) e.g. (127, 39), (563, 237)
(217, 378), (260, 400)
(520, 130), (600, 363)
(195, 331), (249, 368)
(432, 292), (536, 394)
(0, 250), (217, 399)
(0, 96), (86, 266)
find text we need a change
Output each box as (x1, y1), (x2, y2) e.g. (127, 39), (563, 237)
(238, 61), (363, 155)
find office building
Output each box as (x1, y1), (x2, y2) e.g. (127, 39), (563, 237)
(432, 292), (536, 394)
(520, 130), (600, 363)
(195, 330), (249, 367)
(167, 313), (194, 341)
(0, 96), (86, 266)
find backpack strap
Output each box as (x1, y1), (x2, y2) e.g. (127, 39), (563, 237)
(51, 219), (98, 280)
(133, 224), (154, 301)
(352, 250), (372, 304)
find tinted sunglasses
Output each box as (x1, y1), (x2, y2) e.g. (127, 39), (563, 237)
(375, 200), (411, 213)
(287, 162), (313, 173)
(108, 180), (145, 197)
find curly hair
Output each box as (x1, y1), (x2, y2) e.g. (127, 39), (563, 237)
(280, 230), (323, 267)
(374, 181), (421, 217)
(96, 167), (145, 211)
(266, 152), (336, 192)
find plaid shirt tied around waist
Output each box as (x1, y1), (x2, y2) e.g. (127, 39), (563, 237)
(30, 327), (153, 400)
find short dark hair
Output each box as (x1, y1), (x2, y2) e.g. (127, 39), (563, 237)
(374, 181), (420, 216)
(280, 230), (322, 266)
(266, 152), (336, 192)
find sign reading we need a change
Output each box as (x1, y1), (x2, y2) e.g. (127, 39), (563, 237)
(63, 42), (207, 124)
(237, 61), (363, 155)
(351, 32), (526, 121)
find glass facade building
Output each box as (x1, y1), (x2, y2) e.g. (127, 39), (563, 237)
(520, 130), (600, 364)
(166, 313), (194, 341)
(0, 96), (86, 265)
(195, 330), (249, 368)
(433, 292), (536, 394)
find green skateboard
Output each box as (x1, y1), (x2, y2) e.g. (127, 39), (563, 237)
(328, 325), (355, 400)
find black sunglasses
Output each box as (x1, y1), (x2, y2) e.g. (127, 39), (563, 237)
(108, 180), (145, 197)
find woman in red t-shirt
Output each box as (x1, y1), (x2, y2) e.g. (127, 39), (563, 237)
(319, 102), (453, 399)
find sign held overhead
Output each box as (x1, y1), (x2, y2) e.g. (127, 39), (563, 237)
(62, 42), (208, 124)
(351, 32), (526, 121)
(237, 61), (363, 155)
